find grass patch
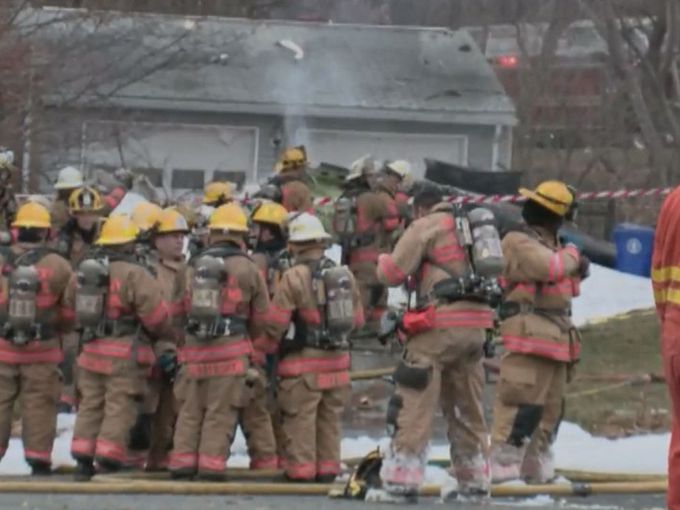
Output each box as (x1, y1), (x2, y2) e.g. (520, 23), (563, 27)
(565, 309), (668, 436)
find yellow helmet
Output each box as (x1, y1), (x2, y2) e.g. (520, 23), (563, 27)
(209, 202), (249, 233)
(518, 181), (575, 217)
(12, 202), (51, 229)
(203, 181), (232, 205)
(156, 208), (190, 235)
(96, 214), (139, 246)
(131, 202), (163, 232)
(68, 186), (103, 214)
(251, 201), (288, 228)
(274, 146), (307, 174)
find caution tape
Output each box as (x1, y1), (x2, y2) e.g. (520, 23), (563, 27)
(304, 186), (673, 207)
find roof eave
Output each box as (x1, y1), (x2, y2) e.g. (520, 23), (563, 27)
(42, 94), (518, 127)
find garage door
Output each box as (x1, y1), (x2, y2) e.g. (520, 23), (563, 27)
(298, 129), (467, 179)
(83, 121), (258, 196)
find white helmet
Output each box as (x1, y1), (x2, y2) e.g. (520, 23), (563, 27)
(55, 166), (84, 190)
(346, 154), (375, 182)
(288, 212), (331, 243)
(385, 160), (411, 180)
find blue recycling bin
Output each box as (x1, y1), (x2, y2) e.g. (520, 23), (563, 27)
(612, 223), (655, 277)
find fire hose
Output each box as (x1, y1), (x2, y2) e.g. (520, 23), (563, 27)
(0, 478), (665, 497)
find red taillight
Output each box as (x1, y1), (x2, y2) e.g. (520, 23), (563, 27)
(496, 55), (519, 68)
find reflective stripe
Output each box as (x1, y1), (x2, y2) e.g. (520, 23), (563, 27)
(353, 308), (365, 328)
(60, 306), (76, 321)
(299, 307), (321, 325)
(541, 279), (576, 297)
(316, 371), (350, 389)
(77, 354), (113, 374)
(350, 247), (379, 265)
(140, 302), (168, 328)
(268, 305), (292, 325)
(0, 339), (62, 365)
(168, 452), (198, 470)
(286, 461), (316, 480)
(252, 336), (278, 355)
(179, 340), (252, 363)
(381, 461), (425, 487)
(377, 254), (406, 286)
(198, 453), (225, 472)
(82, 340), (155, 364)
(277, 353), (351, 377)
(430, 244), (466, 263)
(169, 300), (185, 317)
(60, 393), (76, 407)
(250, 457), (279, 470)
(652, 265), (680, 283)
(317, 460), (340, 476)
(502, 335), (579, 362)
(25, 449), (51, 463)
(548, 252), (564, 282)
(125, 451), (147, 469)
(95, 439), (126, 462)
(186, 359), (247, 378)
(71, 437), (96, 457)
(434, 309), (495, 329)
(383, 217), (400, 231)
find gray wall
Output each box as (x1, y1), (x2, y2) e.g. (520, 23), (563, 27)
(33, 106), (509, 191)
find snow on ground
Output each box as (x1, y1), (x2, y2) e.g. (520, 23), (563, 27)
(571, 264), (654, 326)
(0, 417), (668, 478)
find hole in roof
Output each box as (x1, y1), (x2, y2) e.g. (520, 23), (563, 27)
(459, 44), (471, 52)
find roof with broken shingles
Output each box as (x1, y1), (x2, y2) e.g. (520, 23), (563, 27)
(28, 8), (516, 125)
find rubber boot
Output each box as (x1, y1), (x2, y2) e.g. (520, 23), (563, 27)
(316, 473), (337, 483)
(97, 458), (121, 474)
(29, 461), (51, 477)
(74, 460), (95, 482)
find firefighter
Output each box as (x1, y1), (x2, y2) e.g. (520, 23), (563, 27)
(52, 166), (85, 232)
(68, 214), (172, 481)
(130, 201), (163, 265)
(258, 146), (313, 213)
(55, 185), (105, 412)
(373, 184), (495, 501)
(0, 202), (75, 475)
(264, 212), (363, 483)
(129, 208), (188, 471)
(489, 181), (588, 484)
(241, 200), (290, 470)
(333, 158), (399, 336)
(203, 181), (233, 208)
(57, 186), (104, 267)
(652, 186), (680, 510)
(0, 148), (17, 231)
(168, 202), (270, 481)
(101, 168), (134, 215)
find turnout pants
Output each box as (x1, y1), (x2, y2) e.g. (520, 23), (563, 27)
(278, 372), (350, 481)
(380, 327), (489, 493)
(351, 262), (387, 334)
(663, 325), (680, 510)
(169, 368), (247, 477)
(147, 377), (176, 470)
(71, 360), (147, 467)
(59, 332), (80, 410)
(490, 352), (567, 482)
(239, 368), (278, 469)
(0, 362), (61, 466)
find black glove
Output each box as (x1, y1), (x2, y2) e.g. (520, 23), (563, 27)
(157, 351), (178, 382)
(578, 255), (591, 280)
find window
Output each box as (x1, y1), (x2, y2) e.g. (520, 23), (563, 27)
(172, 169), (205, 190)
(213, 170), (246, 190)
(133, 167), (163, 187)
